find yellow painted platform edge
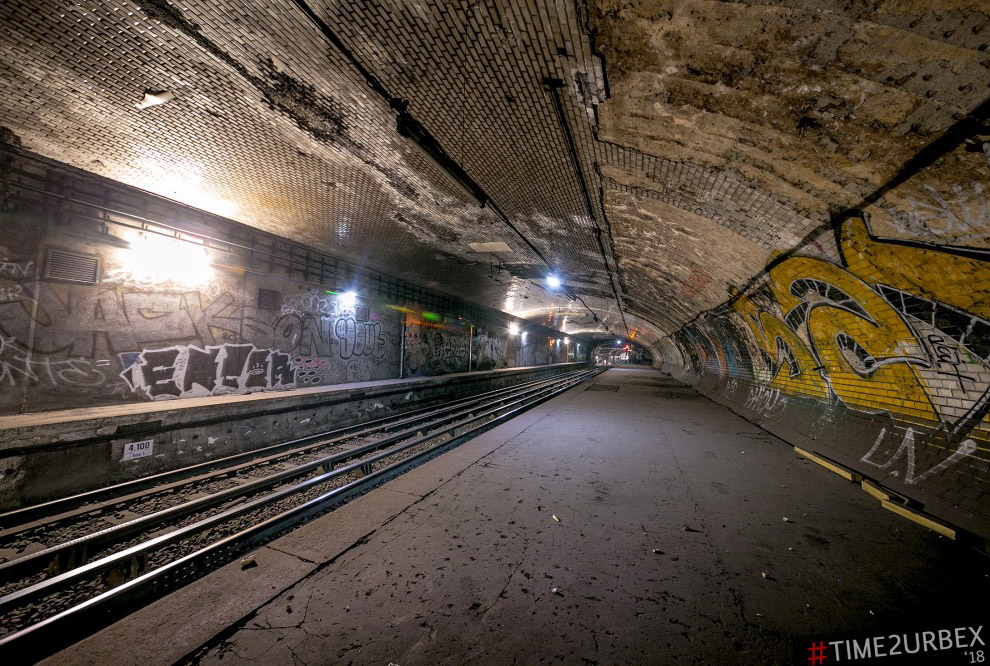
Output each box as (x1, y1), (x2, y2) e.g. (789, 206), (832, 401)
(861, 479), (892, 502)
(880, 500), (956, 539)
(793, 447), (861, 482)
(793, 449), (964, 542)
(861, 479), (912, 505)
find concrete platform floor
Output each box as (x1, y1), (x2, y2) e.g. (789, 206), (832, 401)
(47, 368), (990, 665)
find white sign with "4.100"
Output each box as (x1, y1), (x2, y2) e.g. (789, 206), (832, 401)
(122, 439), (154, 461)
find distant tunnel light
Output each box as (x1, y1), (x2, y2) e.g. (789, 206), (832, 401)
(508, 322), (520, 335)
(564, 337), (570, 344)
(127, 234), (211, 285)
(616, 339), (622, 345)
(339, 290), (358, 307)
(521, 331), (528, 342)
(546, 274), (561, 289)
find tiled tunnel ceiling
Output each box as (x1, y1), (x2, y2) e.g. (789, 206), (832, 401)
(1, 1), (988, 345)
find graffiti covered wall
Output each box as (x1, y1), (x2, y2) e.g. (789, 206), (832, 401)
(658, 217), (990, 535)
(0, 196), (502, 413)
(472, 327), (510, 371)
(0, 155), (576, 415)
(403, 321), (470, 376)
(0, 212), (405, 412)
(0, 197), (562, 413)
(401, 322), (556, 377)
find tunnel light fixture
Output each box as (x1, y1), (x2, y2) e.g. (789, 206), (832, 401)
(508, 322), (520, 335)
(564, 337), (570, 344)
(325, 289), (358, 307)
(126, 233), (211, 285)
(546, 274), (561, 289)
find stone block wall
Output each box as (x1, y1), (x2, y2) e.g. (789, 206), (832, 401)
(657, 218), (990, 538)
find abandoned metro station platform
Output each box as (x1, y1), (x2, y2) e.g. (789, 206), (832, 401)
(0, 0), (989, 664)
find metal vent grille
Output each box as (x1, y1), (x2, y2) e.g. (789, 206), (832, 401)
(257, 288), (280, 310)
(44, 248), (99, 284)
(587, 384), (620, 392)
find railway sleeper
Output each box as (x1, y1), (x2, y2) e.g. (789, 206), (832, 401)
(48, 543), (91, 575)
(103, 553), (149, 588)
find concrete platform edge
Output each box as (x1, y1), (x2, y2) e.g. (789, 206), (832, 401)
(39, 369), (597, 665)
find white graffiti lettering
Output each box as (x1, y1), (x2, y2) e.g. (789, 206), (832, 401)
(860, 427), (977, 485)
(743, 384), (787, 418)
(120, 343), (295, 400)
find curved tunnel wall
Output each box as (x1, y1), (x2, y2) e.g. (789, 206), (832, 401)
(0, 150), (572, 415)
(657, 217), (990, 539)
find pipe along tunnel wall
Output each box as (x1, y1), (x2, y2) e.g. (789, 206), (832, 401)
(657, 217), (990, 540)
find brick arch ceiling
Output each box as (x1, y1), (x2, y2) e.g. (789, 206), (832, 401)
(0, 0), (987, 349)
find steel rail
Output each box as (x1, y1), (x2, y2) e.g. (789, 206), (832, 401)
(0, 368), (602, 661)
(0, 368), (586, 530)
(0, 370), (598, 617)
(0, 370), (589, 582)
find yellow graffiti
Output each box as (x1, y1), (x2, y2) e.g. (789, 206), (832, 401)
(731, 295), (828, 399)
(730, 218), (990, 437)
(768, 255), (935, 426)
(842, 220), (990, 321)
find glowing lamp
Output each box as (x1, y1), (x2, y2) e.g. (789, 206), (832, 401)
(126, 234), (211, 285)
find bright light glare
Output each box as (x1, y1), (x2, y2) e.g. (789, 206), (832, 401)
(521, 332), (528, 342)
(564, 337), (570, 344)
(508, 322), (520, 335)
(340, 291), (357, 308)
(546, 274), (561, 289)
(616, 339), (622, 345)
(126, 234), (211, 285)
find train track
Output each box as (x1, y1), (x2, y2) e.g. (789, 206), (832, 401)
(0, 367), (601, 661)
